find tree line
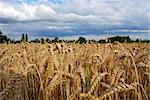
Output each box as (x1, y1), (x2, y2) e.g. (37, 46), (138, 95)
(0, 31), (150, 44)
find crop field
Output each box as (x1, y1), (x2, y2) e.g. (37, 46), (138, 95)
(0, 42), (149, 100)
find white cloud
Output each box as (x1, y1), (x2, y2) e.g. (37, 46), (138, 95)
(0, 0), (149, 39)
(0, 2), (57, 20)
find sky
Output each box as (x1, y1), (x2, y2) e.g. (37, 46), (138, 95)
(0, 0), (150, 40)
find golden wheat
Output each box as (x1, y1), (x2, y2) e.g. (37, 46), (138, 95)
(0, 43), (149, 100)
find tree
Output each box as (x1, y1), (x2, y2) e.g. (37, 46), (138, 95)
(98, 40), (105, 43)
(108, 36), (131, 43)
(54, 37), (59, 42)
(35, 39), (40, 43)
(25, 33), (28, 42)
(0, 31), (3, 35)
(21, 33), (25, 42)
(136, 39), (140, 43)
(77, 37), (87, 44)
(45, 38), (50, 43)
(52, 37), (59, 43)
(41, 38), (45, 44)
(0, 31), (8, 43)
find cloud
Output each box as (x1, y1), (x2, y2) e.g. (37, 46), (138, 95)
(0, 0), (150, 40)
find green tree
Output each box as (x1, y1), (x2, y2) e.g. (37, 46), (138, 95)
(25, 33), (28, 42)
(41, 38), (45, 44)
(108, 36), (131, 43)
(136, 39), (140, 43)
(21, 33), (25, 42)
(54, 37), (59, 42)
(45, 38), (50, 43)
(0, 31), (8, 43)
(34, 39), (40, 43)
(0, 31), (3, 35)
(77, 37), (87, 44)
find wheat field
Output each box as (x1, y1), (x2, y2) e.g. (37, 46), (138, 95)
(0, 42), (149, 100)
